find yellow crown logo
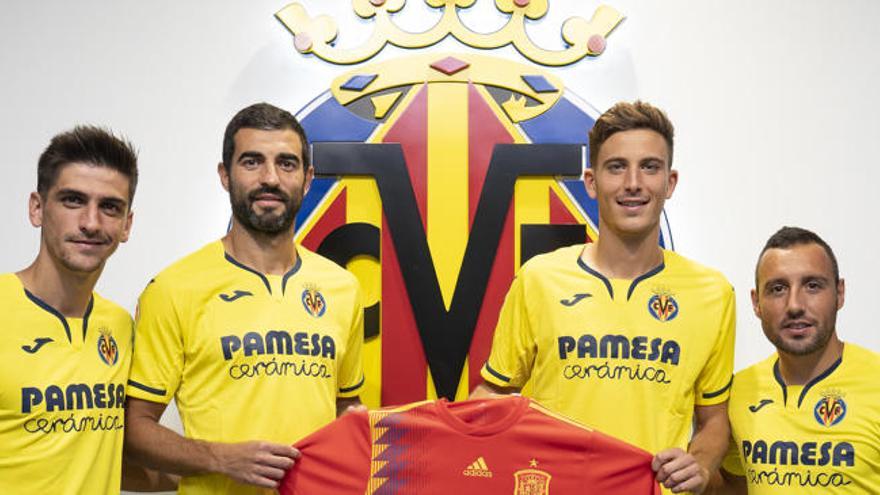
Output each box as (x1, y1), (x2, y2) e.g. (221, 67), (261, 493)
(276, 0), (624, 66)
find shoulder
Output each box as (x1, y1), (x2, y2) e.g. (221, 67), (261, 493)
(731, 354), (775, 392)
(518, 244), (584, 277)
(663, 250), (734, 292)
(147, 241), (224, 294)
(91, 292), (132, 323)
(0, 273), (22, 308)
(298, 247), (359, 288)
(843, 342), (880, 369)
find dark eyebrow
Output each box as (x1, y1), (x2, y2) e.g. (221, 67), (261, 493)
(100, 197), (128, 208)
(277, 153), (301, 163)
(237, 151), (265, 162)
(56, 188), (127, 207)
(762, 278), (787, 291)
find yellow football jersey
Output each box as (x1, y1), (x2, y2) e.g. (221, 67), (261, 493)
(0, 273), (132, 495)
(723, 343), (880, 493)
(128, 241), (364, 495)
(481, 245), (735, 456)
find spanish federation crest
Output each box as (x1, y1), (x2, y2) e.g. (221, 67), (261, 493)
(278, 0), (674, 405)
(514, 468), (552, 495)
(814, 392), (847, 427)
(648, 288), (679, 322)
(97, 328), (119, 366)
(302, 285), (327, 318)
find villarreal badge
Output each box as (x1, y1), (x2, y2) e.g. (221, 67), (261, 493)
(814, 391), (847, 427)
(97, 328), (119, 366)
(648, 288), (679, 322)
(514, 468), (552, 495)
(301, 285), (327, 318)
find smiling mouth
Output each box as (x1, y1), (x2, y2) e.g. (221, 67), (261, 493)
(782, 320), (815, 335)
(617, 198), (649, 208)
(69, 239), (109, 248)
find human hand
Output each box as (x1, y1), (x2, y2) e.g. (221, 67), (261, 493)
(211, 440), (301, 489)
(652, 447), (709, 493)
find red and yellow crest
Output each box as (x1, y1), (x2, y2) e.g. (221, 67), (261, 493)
(514, 468), (552, 495)
(277, 1), (671, 407)
(97, 328), (119, 366)
(814, 392), (847, 427)
(648, 288), (679, 322)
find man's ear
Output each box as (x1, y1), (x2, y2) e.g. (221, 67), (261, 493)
(28, 191), (44, 228)
(218, 162), (230, 192)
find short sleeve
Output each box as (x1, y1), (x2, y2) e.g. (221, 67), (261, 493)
(337, 284), (365, 398)
(127, 279), (185, 404)
(695, 283), (736, 405)
(480, 273), (536, 389)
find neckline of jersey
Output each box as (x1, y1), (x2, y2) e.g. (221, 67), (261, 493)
(21, 286), (94, 344)
(223, 249), (303, 296)
(772, 344), (845, 408)
(433, 396), (530, 437)
(575, 252), (666, 301)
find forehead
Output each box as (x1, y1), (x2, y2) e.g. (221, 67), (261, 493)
(233, 128), (303, 157)
(757, 244), (835, 282)
(52, 162), (130, 201)
(595, 128), (669, 163)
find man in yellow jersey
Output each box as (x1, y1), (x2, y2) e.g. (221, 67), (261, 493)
(0, 126), (143, 494)
(710, 227), (880, 494)
(472, 101), (735, 493)
(124, 103), (365, 495)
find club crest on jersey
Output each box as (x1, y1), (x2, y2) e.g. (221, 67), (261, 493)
(97, 328), (119, 366)
(648, 289), (679, 322)
(814, 392), (847, 427)
(514, 468), (552, 495)
(302, 285), (327, 318)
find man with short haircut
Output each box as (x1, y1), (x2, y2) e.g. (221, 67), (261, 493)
(124, 103), (365, 495)
(0, 126), (139, 494)
(473, 101), (736, 493)
(712, 227), (880, 494)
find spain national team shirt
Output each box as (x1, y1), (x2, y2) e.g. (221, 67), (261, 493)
(127, 241), (365, 495)
(722, 343), (880, 494)
(481, 245), (736, 457)
(281, 396), (660, 495)
(0, 273), (132, 495)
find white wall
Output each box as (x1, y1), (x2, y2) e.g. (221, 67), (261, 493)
(2, 0), (878, 490)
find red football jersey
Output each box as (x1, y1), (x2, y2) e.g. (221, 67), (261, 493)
(281, 396), (659, 494)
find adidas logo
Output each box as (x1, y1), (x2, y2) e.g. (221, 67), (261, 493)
(463, 456), (493, 478)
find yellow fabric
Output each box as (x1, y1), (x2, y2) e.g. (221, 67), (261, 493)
(481, 245), (735, 456)
(724, 343), (880, 493)
(0, 273), (132, 495)
(128, 241), (364, 495)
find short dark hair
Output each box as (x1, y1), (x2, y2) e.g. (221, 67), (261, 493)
(37, 126), (139, 203)
(588, 101), (674, 168)
(222, 103), (310, 172)
(756, 226), (840, 287)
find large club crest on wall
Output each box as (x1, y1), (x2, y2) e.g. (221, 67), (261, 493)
(277, 0), (673, 406)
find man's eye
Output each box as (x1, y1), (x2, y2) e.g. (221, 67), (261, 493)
(62, 196), (84, 206)
(769, 284), (787, 294)
(279, 160), (298, 171)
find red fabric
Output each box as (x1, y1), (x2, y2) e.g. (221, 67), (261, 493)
(281, 397), (659, 495)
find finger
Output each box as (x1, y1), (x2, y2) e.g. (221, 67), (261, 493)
(665, 464), (702, 491)
(255, 464), (287, 482)
(263, 442), (301, 459)
(245, 473), (281, 489)
(652, 448), (684, 471)
(259, 453), (297, 471)
(657, 453), (694, 479)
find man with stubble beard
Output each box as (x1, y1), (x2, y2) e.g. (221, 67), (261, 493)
(124, 103), (365, 495)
